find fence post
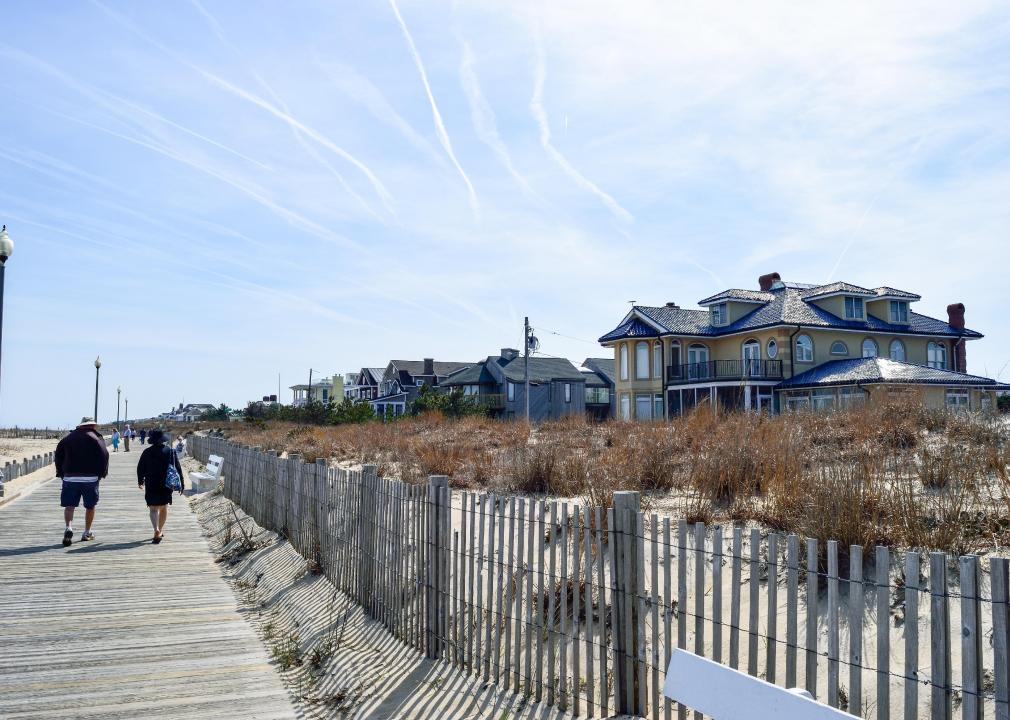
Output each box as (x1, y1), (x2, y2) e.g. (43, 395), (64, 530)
(929, 552), (951, 720)
(613, 490), (643, 717)
(358, 464), (378, 611)
(960, 555), (982, 720)
(426, 474), (449, 660)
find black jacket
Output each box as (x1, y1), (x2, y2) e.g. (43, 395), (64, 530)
(55, 428), (110, 479)
(137, 443), (184, 492)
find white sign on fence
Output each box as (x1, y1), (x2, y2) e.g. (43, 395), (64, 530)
(663, 649), (857, 720)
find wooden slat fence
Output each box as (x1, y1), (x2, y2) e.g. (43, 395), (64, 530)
(191, 435), (1009, 720)
(0, 451), (57, 497)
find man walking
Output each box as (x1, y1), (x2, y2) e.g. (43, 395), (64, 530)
(55, 417), (109, 546)
(123, 424), (131, 452)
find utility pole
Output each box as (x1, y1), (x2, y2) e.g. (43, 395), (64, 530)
(524, 317), (530, 422)
(308, 368), (313, 405)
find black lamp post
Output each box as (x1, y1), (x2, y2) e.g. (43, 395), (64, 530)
(117, 386), (121, 427)
(93, 356), (101, 422)
(0, 226), (13, 411)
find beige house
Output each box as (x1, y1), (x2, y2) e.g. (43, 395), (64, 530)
(599, 272), (1007, 418)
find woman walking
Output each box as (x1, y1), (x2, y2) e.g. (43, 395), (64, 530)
(111, 428), (120, 453)
(136, 429), (184, 544)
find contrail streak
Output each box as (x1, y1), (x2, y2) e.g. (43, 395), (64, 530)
(530, 30), (632, 223)
(90, 0), (395, 215)
(388, 0), (479, 219)
(459, 41), (536, 199)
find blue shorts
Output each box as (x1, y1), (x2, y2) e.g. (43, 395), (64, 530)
(60, 480), (100, 509)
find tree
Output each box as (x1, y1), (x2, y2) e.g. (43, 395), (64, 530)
(201, 404), (233, 421)
(407, 385), (489, 418)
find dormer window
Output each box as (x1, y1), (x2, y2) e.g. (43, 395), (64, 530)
(710, 303), (728, 326)
(889, 300), (909, 323)
(844, 296), (865, 320)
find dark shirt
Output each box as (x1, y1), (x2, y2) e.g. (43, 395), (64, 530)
(136, 443), (184, 491)
(55, 428), (109, 479)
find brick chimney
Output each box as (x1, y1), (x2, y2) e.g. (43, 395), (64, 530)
(665, 301), (679, 309)
(759, 272), (781, 291)
(423, 357), (434, 376)
(947, 304), (966, 372)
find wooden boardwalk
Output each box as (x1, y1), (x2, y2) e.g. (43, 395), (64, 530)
(0, 446), (296, 719)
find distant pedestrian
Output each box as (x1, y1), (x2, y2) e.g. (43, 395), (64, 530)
(55, 417), (109, 546)
(137, 429), (184, 544)
(111, 428), (120, 452)
(123, 424), (131, 452)
(139, 428), (147, 445)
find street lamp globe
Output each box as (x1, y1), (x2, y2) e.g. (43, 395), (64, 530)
(95, 356), (101, 369)
(0, 225), (13, 263)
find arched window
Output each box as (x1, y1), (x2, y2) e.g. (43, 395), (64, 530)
(635, 341), (650, 380)
(928, 342), (947, 369)
(766, 338), (778, 359)
(830, 341), (848, 355)
(889, 339), (906, 362)
(795, 334), (813, 363)
(862, 338), (878, 358)
(619, 344), (629, 380)
(653, 342), (663, 379)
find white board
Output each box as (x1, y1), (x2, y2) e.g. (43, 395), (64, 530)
(663, 649), (857, 720)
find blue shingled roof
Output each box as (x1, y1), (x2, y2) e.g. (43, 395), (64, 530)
(598, 316), (665, 342)
(599, 285), (982, 342)
(779, 357), (1007, 389)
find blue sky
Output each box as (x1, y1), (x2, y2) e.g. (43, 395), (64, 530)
(2, 1), (1009, 426)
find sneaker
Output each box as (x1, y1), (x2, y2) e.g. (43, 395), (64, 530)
(81, 531), (95, 541)
(62, 529), (73, 547)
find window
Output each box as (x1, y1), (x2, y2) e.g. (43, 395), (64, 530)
(416, 379), (424, 386)
(861, 338), (878, 358)
(839, 386), (866, 407)
(635, 394), (652, 420)
(743, 339), (761, 376)
(889, 301), (909, 323)
(620, 393), (631, 420)
(564, 383), (571, 403)
(945, 389), (969, 411)
(635, 341), (650, 380)
(654, 393), (664, 419)
(812, 390), (835, 410)
(928, 342), (947, 369)
(687, 344), (710, 378)
(889, 339), (906, 362)
(830, 341), (849, 356)
(845, 296), (865, 319)
(586, 387), (610, 404)
(795, 334), (813, 362)
(785, 393), (810, 410)
(507, 381), (515, 402)
(766, 339), (778, 359)
(620, 345), (629, 380)
(710, 303), (727, 325)
(653, 343), (663, 379)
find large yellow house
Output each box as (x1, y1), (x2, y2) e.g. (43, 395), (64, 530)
(598, 272), (1007, 418)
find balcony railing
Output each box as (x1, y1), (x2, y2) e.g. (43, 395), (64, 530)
(666, 359), (783, 385)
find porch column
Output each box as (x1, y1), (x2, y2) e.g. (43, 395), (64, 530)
(744, 382), (752, 412)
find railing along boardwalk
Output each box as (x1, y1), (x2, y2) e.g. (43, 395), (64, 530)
(0, 446), (296, 719)
(192, 434), (1010, 720)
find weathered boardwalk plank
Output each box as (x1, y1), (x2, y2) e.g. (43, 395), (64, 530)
(0, 448), (295, 719)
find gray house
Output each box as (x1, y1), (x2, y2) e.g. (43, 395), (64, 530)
(372, 358), (472, 417)
(442, 348), (587, 421)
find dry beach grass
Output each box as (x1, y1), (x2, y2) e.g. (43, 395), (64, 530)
(225, 399), (1010, 557)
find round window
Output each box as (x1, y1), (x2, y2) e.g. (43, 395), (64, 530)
(767, 339), (778, 359)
